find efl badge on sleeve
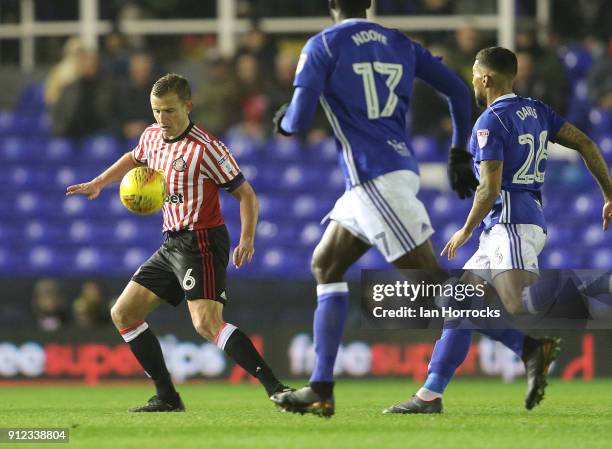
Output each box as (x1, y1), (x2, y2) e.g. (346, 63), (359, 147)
(296, 53), (308, 75)
(477, 129), (489, 149)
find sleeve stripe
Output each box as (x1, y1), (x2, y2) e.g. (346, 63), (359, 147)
(322, 31), (333, 58)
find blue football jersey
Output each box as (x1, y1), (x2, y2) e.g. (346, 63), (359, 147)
(294, 18), (470, 189)
(469, 93), (567, 231)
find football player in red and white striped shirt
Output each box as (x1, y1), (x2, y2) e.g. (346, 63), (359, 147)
(66, 73), (291, 412)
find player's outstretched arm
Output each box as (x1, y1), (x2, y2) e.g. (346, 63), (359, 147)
(553, 122), (612, 230)
(442, 159), (503, 259)
(65, 152), (141, 200)
(273, 87), (320, 136)
(230, 181), (258, 268)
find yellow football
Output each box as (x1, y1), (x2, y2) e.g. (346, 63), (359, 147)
(119, 167), (167, 215)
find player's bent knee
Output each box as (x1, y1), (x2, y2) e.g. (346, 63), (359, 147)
(189, 301), (225, 341)
(311, 251), (346, 284)
(502, 296), (524, 315)
(110, 302), (133, 329)
(192, 316), (224, 341)
(311, 260), (342, 284)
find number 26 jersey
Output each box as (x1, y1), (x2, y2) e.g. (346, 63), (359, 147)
(469, 93), (566, 231)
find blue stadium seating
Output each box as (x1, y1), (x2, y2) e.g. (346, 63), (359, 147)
(1, 54), (610, 278)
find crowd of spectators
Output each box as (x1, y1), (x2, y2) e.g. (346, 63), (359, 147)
(43, 20), (610, 147)
(31, 279), (111, 331)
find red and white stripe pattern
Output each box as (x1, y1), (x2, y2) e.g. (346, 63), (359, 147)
(194, 228), (215, 299)
(131, 123), (242, 232)
(214, 323), (237, 350)
(120, 320), (149, 342)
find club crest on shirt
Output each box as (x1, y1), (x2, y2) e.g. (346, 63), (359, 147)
(172, 156), (186, 172)
(477, 129), (489, 148)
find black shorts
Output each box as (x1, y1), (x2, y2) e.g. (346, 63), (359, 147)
(132, 225), (230, 306)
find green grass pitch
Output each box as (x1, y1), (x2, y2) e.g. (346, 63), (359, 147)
(2, 379), (611, 449)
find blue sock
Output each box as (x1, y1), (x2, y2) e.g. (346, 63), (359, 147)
(309, 282), (349, 383)
(478, 328), (525, 357)
(522, 271), (589, 318)
(421, 328), (472, 396)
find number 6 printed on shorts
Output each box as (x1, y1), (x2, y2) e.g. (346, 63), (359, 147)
(182, 268), (196, 290)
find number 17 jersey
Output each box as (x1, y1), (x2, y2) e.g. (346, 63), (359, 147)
(295, 18), (463, 189)
(469, 93), (566, 231)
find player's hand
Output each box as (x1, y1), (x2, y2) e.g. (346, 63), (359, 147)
(233, 238), (255, 269)
(272, 103), (292, 136)
(441, 227), (472, 260)
(65, 179), (102, 200)
(448, 147), (479, 199)
(603, 199), (612, 231)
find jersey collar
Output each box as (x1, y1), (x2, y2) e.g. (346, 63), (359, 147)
(163, 121), (194, 144)
(490, 93), (517, 106)
(340, 18), (370, 25)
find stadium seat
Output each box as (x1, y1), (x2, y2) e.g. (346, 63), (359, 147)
(78, 135), (122, 162)
(44, 138), (76, 162)
(411, 135), (440, 162)
(541, 248), (583, 268)
(589, 107), (612, 138)
(268, 136), (303, 160)
(304, 137), (338, 162)
(572, 193), (601, 219)
(222, 132), (263, 162)
(558, 45), (592, 86)
(596, 135), (612, 162)
(592, 248), (612, 269)
(15, 82), (45, 112)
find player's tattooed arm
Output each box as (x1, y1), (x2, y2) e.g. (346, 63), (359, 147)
(463, 160), (503, 233)
(554, 122), (612, 200)
(441, 160), (502, 259)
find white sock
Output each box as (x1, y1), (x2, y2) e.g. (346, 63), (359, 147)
(416, 387), (442, 401)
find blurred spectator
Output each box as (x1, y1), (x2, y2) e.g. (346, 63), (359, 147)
(73, 281), (108, 327)
(267, 51), (330, 141)
(552, 0), (612, 41)
(101, 31), (131, 78)
(447, 26), (483, 84)
(411, 44), (454, 140)
(376, 0), (421, 15)
(417, 0), (452, 15)
(514, 51), (569, 115)
(587, 43), (612, 110)
(452, 0), (496, 14)
(51, 50), (115, 138)
(44, 37), (85, 107)
(226, 53), (269, 139)
(237, 27), (277, 68)
(192, 54), (240, 136)
(116, 52), (157, 139)
(32, 278), (68, 331)
(267, 52), (298, 129)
